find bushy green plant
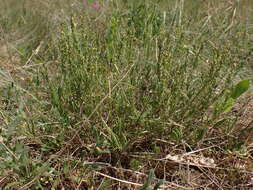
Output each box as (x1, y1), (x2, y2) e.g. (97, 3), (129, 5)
(1, 0), (252, 188)
(47, 1), (249, 148)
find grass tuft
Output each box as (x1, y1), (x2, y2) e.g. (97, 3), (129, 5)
(0, 0), (253, 189)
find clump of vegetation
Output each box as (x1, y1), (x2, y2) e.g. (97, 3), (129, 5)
(0, 0), (252, 189)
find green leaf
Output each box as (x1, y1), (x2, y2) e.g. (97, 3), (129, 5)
(139, 169), (155, 190)
(4, 181), (22, 189)
(222, 97), (235, 113)
(99, 179), (112, 189)
(171, 127), (183, 141)
(153, 180), (163, 190)
(231, 80), (250, 99)
(195, 127), (206, 142)
(213, 118), (227, 128)
(130, 159), (141, 170)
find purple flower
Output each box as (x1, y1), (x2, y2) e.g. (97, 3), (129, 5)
(92, 4), (101, 9)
